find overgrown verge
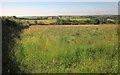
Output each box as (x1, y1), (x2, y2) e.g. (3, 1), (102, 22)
(2, 16), (29, 73)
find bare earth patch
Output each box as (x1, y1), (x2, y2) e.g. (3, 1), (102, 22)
(30, 24), (118, 28)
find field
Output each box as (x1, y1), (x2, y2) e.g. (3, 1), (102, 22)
(21, 19), (56, 25)
(61, 16), (91, 21)
(12, 25), (118, 73)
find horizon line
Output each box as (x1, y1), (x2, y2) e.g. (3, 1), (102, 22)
(1, 14), (118, 17)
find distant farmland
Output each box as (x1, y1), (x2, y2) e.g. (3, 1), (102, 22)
(21, 19), (56, 25)
(20, 15), (119, 25)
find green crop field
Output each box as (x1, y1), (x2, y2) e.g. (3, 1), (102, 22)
(21, 19), (56, 25)
(61, 16), (91, 21)
(12, 25), (118, 73)
(70, 18), (91, 21)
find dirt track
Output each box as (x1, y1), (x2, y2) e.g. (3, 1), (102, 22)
(30, 24), (118, 29)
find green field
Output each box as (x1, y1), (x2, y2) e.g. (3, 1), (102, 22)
(12, 25), (118, 73)
(61, 16), (91, 21)
(21, 19), (56, 25)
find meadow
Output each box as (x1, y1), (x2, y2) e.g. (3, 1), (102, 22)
(12, 25), (118, 73)
(21, 19), (56, 25)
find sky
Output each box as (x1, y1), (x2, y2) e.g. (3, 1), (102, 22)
(0, 2), (118, 16)
(0, 0), (119, 2)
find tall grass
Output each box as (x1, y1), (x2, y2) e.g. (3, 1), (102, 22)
(13, 25), (118, 73)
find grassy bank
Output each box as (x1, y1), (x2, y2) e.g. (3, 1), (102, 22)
(2, 17), (29, 73)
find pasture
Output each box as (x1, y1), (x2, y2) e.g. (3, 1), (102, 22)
(21, 19), (56, 25)
(12, 25), (118, 73)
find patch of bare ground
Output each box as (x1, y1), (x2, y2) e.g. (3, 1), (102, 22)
(29, 24), (118, 29)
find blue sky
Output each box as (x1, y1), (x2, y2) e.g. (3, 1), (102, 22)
(1, 2), (118, 16)
(0, 0), (119, 2)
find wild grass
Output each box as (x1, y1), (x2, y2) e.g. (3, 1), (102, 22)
(12, 25), (118, 73)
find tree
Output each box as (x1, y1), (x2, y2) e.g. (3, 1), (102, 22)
(92, 18), (100, 25)
(34, 20), (38, 24)
(12, 16), (17, 19)
(56, 18), (60, 25)
(59, 20), (63, 25)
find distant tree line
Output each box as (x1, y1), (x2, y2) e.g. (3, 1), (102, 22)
(51, 18), (119, 25)
(18, 16), (56, 20)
